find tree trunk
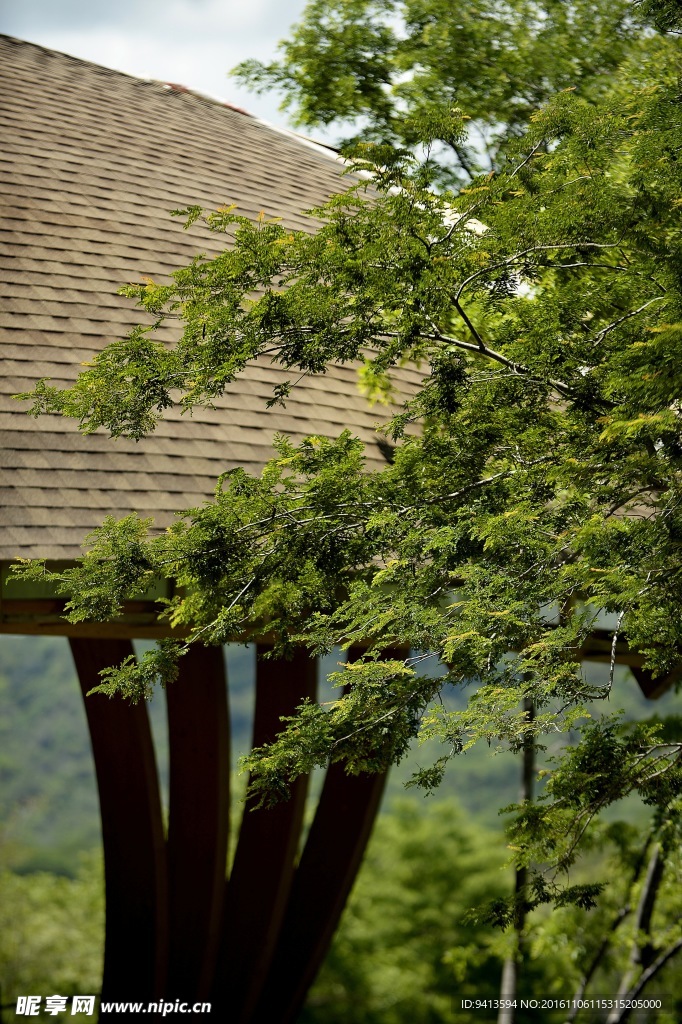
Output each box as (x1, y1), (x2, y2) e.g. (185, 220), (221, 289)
(497, 697), (535, 1024)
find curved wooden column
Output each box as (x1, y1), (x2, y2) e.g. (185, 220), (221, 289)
(211, 645), (317, 1021)
(69, 638), (168, 1012)
(253, 763), (387, 1024)
(252, 646), (397, 1024)
(166, 644), (230, 1002)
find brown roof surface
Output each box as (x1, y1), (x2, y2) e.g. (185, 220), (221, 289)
(0, 36), (417, 559)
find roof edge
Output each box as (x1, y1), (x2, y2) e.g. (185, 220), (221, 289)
(0, 33), (344, 165)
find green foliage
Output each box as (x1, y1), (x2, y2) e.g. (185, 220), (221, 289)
(501, 716), (682, 876)
(636, 0), (682, 33)
(234, 0), (640, 184)
(12, 0), (682, 952)
(0, 852), (104, 1022)
(302, 799), (509, 1024)
(303, 795), (682, 1024)
(531, 821), (682, 1023)
(91, 639), (183, 702)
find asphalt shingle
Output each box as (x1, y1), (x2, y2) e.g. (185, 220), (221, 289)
(0, 35), (420, 560)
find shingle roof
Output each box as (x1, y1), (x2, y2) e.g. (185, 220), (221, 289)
(0, 35), (417, 560)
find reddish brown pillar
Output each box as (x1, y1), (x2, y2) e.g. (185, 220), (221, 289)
(71, 638), (393, 1023)
(69, 638), (168, 1013)
(166, 644), (230, 1002)
(212, 646), (317, 1021)
(252, 646), (398, 1024)
(253, 763), (387, 1024)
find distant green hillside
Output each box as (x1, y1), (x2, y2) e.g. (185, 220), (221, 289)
(0, 634), (677, 874)
(0, 636), (100, 873)
(0, 636), (255, 873)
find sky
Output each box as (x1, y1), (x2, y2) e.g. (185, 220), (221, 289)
(0, 0), (316, 133)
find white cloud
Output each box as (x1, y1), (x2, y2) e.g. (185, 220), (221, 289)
(164, 0), (297, 34)
(0, 0), (314, 130)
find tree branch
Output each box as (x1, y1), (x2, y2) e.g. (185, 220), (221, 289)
(611, 936), (682, 1024)
(564, 833), (655, 1023)
(565, 905), (632, 1023)
(606, 844), (666, 1024)
(423, 325), (574, 400)
(593, 296), (666, 345)
(508, 139), (545, 179)
(454, 242), (624, 304)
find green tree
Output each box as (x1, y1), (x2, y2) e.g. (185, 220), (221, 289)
(303, 799), (508, 1024)
(16, 0), (682, 1011)
(306, 797), (682, 1024)
(0, 853), (104, 1023)
(236, 0), (638, 185)
(530, 818), (682, 1023)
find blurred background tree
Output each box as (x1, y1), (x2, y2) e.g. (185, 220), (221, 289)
(236, 0), (643, 184)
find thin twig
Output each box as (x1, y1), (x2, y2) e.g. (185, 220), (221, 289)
(593, 296), (665, 344)
(508, 139), (545, 178)
(605, 611), (625, 697)
(454, 242), (623, 303)
(605, 844), (665, 1023)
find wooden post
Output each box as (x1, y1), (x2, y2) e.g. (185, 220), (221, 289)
(68, 638), (398, 1022)
(69, 639), (168, 1013)
(253, 762), (387, 1024)
(252, 645), (397, 1024)
(212, 646), (317, 1020)
(166, 644), (230, 1002)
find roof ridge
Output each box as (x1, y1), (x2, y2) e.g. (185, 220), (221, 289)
(0, 33), (169, 90)
(0, 33), (342, 163)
